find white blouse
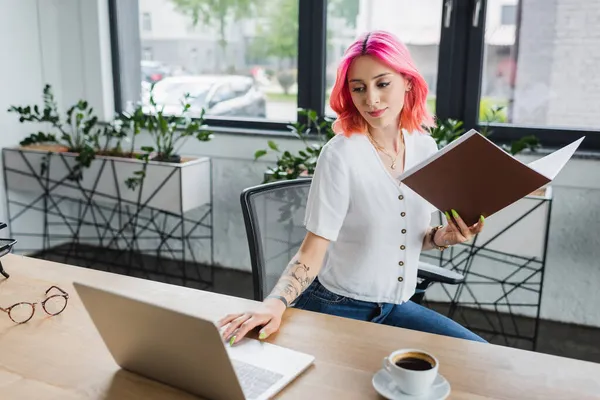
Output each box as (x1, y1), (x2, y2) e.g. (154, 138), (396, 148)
(304, 130), (438, 304)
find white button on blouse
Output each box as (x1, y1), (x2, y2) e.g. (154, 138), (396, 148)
(304, 130), (438, 304)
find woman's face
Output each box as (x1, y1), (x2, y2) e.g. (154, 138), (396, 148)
(347, 55), (411, 131)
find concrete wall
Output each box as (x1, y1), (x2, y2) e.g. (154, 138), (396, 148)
(513, 0), (600, 128)
(0, 0), (114, 248)
(0, 0), (49, 243)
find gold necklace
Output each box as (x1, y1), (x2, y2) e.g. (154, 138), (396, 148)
(367, 131), (403, 170)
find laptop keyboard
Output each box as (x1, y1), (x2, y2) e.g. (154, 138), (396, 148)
(231, 359), (284, 399)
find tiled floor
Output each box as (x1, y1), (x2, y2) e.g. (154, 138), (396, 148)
(35, 244), (600, 364)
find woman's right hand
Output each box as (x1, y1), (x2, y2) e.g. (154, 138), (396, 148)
(219, 233), (329, 345)
(218, 298), (287, 345)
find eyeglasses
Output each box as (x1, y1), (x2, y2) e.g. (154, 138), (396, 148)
(0, 286), (69, 324)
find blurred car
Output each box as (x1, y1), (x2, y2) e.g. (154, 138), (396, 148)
(144, 75), (267, 119)
(141, 60), (172, 83)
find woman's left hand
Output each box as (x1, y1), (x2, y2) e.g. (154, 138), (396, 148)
(435, 210), (485, 247)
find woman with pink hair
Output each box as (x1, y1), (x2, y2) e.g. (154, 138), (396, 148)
(220, 31), (486, 344)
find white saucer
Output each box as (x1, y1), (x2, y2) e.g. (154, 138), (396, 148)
(372, 369), (451, 400)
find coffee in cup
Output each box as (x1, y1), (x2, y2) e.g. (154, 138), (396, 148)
(394, 354), (435, 371)
(382, 349), (440, 395)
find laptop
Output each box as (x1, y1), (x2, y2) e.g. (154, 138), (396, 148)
(73, 282), (315, 400)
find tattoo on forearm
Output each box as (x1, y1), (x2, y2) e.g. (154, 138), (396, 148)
(269, 259), (315, 304)
(291, 261), (312, 289)
(281, 283), (298, 298)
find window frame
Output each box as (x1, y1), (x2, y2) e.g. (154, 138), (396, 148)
(109, 0), (327, 132)
(142, 12), (152, 31)
(109, 0), (600, 151)
(500, 4), (516, 26)
(457, 0), (600, 151)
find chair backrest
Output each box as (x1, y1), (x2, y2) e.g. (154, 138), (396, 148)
(240, 179), (312, 301)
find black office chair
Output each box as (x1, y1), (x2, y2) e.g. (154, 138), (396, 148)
(0, 222), (17, 279)
(240, 178), (464, 305)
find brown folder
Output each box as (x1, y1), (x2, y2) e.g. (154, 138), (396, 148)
(398, 129), (584, 226)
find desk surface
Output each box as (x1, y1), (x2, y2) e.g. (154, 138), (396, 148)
(0, 254), (599, 400)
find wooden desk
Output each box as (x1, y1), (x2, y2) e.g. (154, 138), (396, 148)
(0, 254), (599, 400)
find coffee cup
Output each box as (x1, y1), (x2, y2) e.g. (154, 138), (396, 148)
(382, 349), (440, 395)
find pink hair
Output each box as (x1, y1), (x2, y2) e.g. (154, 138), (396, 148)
(329, 30), (435, 136)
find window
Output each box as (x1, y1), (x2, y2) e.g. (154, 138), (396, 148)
(480, 0), (600, 130)
(325, 0), (441, 117)
(142, 47), (153, 61)
(109, 0), (600, 149)
(500, 5), (516, 25)
(132, 0), (298, 123)
(142, 12), (152, 31)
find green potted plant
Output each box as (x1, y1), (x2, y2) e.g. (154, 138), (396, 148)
(3, 83), (214, 215)
(428, 106), (540, 156)
(255, 108), (334, 183)
(256, 105), (539, 184)
(7, 84), (100, 180)
(122, 84), (213, 190)
(7, 84), (154, 180)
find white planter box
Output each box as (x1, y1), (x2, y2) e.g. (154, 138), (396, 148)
(2, 147), (211, 215)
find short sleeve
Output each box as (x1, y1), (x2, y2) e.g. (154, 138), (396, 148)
(304, 144), (350, 241)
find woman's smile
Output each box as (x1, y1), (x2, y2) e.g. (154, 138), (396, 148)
(367, 108), (388, 118)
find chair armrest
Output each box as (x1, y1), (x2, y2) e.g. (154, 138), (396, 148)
(417, 261), (464, 285)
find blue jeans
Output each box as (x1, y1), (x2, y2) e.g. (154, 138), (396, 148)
(293, 278), (487, 343)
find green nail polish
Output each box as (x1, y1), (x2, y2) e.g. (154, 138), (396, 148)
(444, 211), (451, 220)
(480, 215), (485, 223)
(259, 332), (266, 340)
(229, 336), (236, 346)
(451, 209), (459, 218)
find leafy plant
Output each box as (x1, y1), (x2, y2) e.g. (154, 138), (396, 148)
(505, 135), (540, 155)
(429, 106), (540, 156)
(481, 105), (540, 155)
(8, 84), (100, 180)
(258, 104), (540, 186)
(255, 108), (334, 183)
(117, 104), (147, 157)
(87, 118), (130, 158)
(8, 83), (214, 191)
(428, 118), (465, 149)
(480, 98), (507, 122)
(123, 84), (213, 190)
